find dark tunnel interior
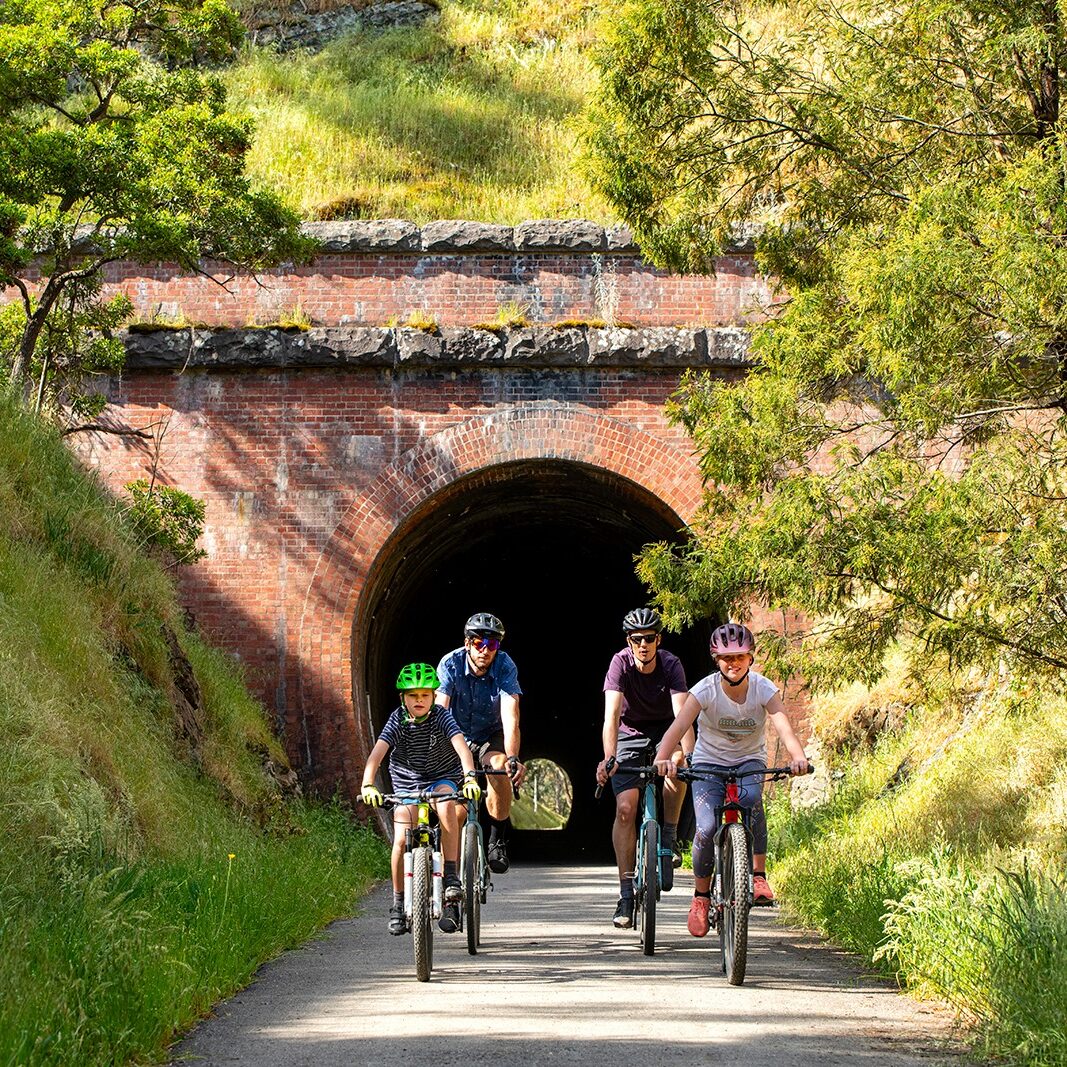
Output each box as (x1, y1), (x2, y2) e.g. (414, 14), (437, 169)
(358, 459), (716, 863)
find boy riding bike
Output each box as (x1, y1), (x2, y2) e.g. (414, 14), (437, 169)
(361, 663), (482, 935)
(652, 622), (809, 936)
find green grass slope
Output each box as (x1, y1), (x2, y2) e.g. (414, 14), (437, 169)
(769, 666), (1067, 1066)
(0, 398), (387, 1066)
(225, 0), (612, 221)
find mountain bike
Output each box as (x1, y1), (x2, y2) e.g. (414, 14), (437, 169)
(460, 766), (517, 956)
(374, 783), (462, 982)
(596, 754), (673, 956)
(677, 763), (814, 985)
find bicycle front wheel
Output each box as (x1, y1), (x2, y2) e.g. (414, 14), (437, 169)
(639, 820), (658, 956)
(719, 822), (750, 985)
(463, 821), (481, 956)
(412, 845), (434, 982)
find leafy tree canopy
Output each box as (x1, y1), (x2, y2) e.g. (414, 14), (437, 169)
(0, 0), (314, 413)
(585, 0), (1067, 686)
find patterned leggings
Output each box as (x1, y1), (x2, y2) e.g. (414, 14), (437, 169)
(690, 760), (767, 879)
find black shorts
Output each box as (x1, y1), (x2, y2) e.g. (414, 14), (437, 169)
(467, 731), (506, 766)
(611, 733), (659, 795)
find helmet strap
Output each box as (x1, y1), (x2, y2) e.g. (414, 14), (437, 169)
(722, 669), (750, 688)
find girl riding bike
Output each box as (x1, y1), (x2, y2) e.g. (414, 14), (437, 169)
(652, 622), (809, 936)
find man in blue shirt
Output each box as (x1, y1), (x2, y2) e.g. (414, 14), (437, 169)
(437, 612), (525, 873)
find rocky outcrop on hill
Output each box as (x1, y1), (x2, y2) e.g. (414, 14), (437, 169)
(245, 0), (438, 52)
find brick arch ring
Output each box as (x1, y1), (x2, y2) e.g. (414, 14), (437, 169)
(295, 401), (704, 791)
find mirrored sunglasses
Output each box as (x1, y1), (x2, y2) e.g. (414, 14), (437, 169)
(628, 633), (659, 645)
(468, 634), (500, 652)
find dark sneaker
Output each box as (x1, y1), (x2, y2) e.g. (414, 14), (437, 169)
(613, 897), (634, 929)
(388, 905), (407, 936)
(661, 856), (674, 893)
(444, 875), (463, 904)
(438, 902), (460, 933)
(487, 840), (510, 874)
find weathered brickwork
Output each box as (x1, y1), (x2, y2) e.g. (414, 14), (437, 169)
(66, 224), (809, 795)
(82, 365), (710, 789)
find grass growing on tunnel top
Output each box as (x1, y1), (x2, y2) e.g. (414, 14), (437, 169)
(766, 666), (1067, 1067)
(0, 395), (389, 1066)
(224, 0), (614, 221)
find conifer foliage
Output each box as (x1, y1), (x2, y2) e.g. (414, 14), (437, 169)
(585, 0), (1067, 686)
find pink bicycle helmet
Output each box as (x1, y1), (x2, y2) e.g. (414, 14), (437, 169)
(709, 622), (755, 656)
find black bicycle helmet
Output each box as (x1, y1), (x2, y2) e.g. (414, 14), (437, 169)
(622, 607), (662, 634)
(464, 612), (505, 639)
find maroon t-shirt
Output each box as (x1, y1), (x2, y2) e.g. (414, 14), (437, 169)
(603, 648), (687, 738)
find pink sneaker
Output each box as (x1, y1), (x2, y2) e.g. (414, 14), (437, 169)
(687, 895), (710, 937)
(752, 873), (775, 906)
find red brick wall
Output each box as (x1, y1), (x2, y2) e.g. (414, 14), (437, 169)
(64, 231), (809, 792)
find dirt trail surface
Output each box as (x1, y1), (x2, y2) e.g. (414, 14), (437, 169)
(170, 864), (963, 1067)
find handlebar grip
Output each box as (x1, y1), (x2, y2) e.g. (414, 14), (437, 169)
(595, 756), (617, 799)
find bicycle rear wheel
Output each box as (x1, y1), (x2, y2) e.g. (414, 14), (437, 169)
(463, 822), (481, 956)
(412, 846), (434, 982)
(719, 822), (750, 985)
(639, 820), (658, 956)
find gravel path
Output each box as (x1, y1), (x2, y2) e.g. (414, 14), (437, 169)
(169, 864), (965, 1067)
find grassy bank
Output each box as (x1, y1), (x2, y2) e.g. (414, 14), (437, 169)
(225, 0), (611, 221)
(0, 398), (388, 1066)
(769, 668), (1067, 1066)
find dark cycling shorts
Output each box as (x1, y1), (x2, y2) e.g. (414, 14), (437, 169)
(388, 764), (461, 798)
(468, 731), (506, 766)
(611, 733), (659, 795)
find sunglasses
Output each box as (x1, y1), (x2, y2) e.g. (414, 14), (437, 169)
(628, 633), (659, 645)
(468, 635), (500, 652)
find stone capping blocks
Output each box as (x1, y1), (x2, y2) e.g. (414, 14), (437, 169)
(302, 219), (757, 254)
(122, 324), (752, 370)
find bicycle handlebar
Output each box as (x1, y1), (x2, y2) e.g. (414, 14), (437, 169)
(474, 765), (521, 799)
(674, 762), (816, 783)
(594, 755), (617, 799)
(359, 789), (466, 811)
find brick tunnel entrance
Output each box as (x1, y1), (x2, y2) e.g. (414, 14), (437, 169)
(356, 458), (712, 863)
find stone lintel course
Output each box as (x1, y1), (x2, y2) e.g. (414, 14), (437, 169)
(121, 324), (751, 370)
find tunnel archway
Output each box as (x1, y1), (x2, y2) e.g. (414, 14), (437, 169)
(356, 458), (713, 862)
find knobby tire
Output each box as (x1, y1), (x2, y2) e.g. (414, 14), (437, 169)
(412, 846), (433, 982)
(720, 822), (750, 985)
(463, 822), (481, 956)
(640, 820), (658, 956)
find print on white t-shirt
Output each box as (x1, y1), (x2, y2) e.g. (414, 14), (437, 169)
(689, 670), (780, 766)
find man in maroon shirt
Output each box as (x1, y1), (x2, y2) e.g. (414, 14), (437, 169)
(595, 608), (694, 929)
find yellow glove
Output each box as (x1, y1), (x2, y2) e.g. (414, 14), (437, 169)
(361, 784), (383, 807)
(462, 773), (482, 804)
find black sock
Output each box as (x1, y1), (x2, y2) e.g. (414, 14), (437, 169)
(662, 822), (678, 849)
(444, 860), (458, 880)
(753, 870), (765, 877)
(488, 816), (508, 845)
(393, 891), (403, 908)
(695, 890), (711, 899)
(620, 876), (634, 900)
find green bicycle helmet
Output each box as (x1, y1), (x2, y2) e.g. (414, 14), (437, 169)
(396, 662), (440, 691)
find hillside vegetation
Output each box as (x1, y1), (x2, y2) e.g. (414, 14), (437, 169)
(224, 0), (612, 221)
(0, 398), (387, 1066)
(770, 664), (1067, 1066)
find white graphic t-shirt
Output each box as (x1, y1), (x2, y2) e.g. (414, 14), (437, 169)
(689, 670), (780, 765)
